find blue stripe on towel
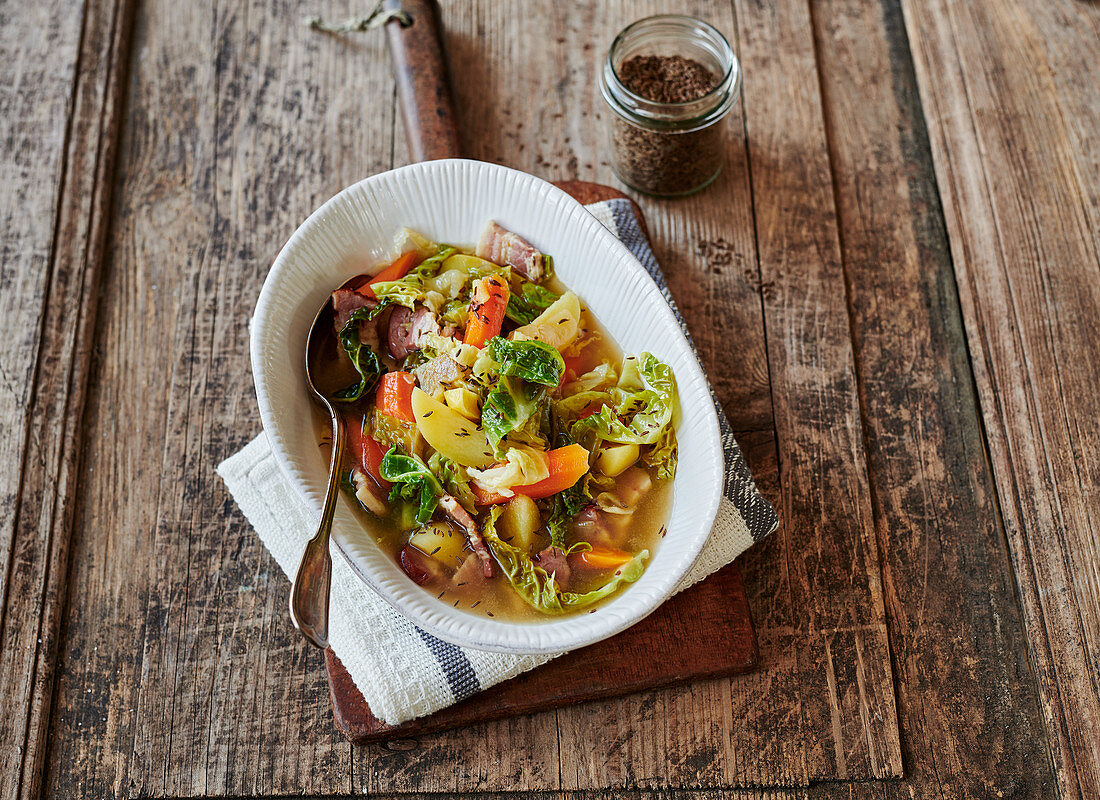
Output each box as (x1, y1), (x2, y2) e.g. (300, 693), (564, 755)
(415, 628), (480, 701)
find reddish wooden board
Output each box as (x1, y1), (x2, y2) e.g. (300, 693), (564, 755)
(324, 181), (758, 743)
(326, 563), (756, 742)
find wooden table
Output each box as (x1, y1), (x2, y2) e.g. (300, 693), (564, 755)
(2, 0), (1098, 797)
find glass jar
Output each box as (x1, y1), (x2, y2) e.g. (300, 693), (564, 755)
(599, 15), (741, 197)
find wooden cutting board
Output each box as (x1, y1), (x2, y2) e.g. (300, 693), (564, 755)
(324, 181), (758, 743)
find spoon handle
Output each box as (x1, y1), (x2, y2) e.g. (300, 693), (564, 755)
(383, 0), (461, 161)
(290, 403), (345, 649)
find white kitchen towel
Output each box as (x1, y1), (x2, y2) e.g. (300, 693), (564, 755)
(217, 198), (778, 725)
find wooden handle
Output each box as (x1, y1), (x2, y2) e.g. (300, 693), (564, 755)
(383, 0), (462, 161)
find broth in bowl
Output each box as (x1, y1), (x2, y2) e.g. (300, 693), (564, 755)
(314, 222), (679, 621)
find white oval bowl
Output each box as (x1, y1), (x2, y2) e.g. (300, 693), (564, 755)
(251, 159), (722, 653)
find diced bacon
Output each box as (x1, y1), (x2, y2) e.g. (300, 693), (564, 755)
(535, 546), (571, 589)
(438, 494), (494, 578)
(452, 553), (490, 589)
(573, 505), (630, 549)
(387, 306), (440, 360)
(476, 221), (547, 281)
(350, 469), (388, 517)
(410, 307), (440, 343)
(332, 288), (378, 332)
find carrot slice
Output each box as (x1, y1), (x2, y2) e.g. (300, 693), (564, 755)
(344, 416), (392, 489)
(375, 371), (417, 424)
(473, 443), (590, 505)
(362, 251), (419, 299)
(471, 485), (510, 506)
(559, 354), (586, 386)
(463, 275), (510, 348)
(574, 545), (635, 570)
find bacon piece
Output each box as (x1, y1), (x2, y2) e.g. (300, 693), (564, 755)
(452, 553), (490, 589)
(535, 546), (571, 589)
(438, 494), (494, 578)
(350, 469), (388, 517)
(387, 306), (440, 360)
(573, 505), (630, 549)
(476, 221), (547, 281)
(332, 288), (378, 332)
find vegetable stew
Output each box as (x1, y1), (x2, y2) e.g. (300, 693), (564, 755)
(315, 222), (679, 620)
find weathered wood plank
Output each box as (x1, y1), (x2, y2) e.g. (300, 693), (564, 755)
(0, 1), (136, 798)
(729, 0), (902, 781)
(809, 0), (1057, 796)
(45, 0), (399, 796)
(899, 0), (1100, 797)
(40, 0), (909, 794)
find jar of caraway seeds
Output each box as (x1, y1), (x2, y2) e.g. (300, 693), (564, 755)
(599, 15), (741, 196)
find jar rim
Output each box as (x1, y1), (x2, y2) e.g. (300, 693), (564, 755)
(608, 15), (737, 111)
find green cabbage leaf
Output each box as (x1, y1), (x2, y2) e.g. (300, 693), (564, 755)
(333, 307), (386, 402)
(482, 507), (648, 614)
(486, 336), (564, 386)
(379, 447), (444, 525)
(568, 352), (679, 478)
(370, 246), (456, 309)
(506, 282), (559, 325)
(481, 376), (549, 455)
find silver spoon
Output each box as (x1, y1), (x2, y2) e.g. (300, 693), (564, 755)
(289, 295), (346, 650)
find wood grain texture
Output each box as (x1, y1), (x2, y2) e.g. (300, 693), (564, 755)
(0, 1), (135, 798)
(31, 0), (902, 795)
(14, 0), (1091, 797)
(728, 0), (902, 781)
(44, 0), (404, 794)
(0, 8), (86, 795)
(809, 0), (1056, 796)
(900, 0), (1100, 797)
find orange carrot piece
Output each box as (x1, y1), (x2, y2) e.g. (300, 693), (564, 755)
(472, 443), (590, 505)
(574, 545), (635, 570)
(520, 443), (589, 497)
(375, 371), (417, 424)
(344, 416), (392, 489)
(362, 251), (419, 298)
(471, 483), (510, 506)
(559, 354), (586, 386)
(463, 275), (510, 348)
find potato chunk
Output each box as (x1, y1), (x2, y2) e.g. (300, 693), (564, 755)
(409, 521), (468, 567)
(410, 387), (495, 467)
(499, 494), (542, 552)
(443, 387), (481, 420)
(596, 442), (640, 477)
(509, 291), (580, 351)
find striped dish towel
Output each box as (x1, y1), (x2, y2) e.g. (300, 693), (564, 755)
(217, 199), (778, 725)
